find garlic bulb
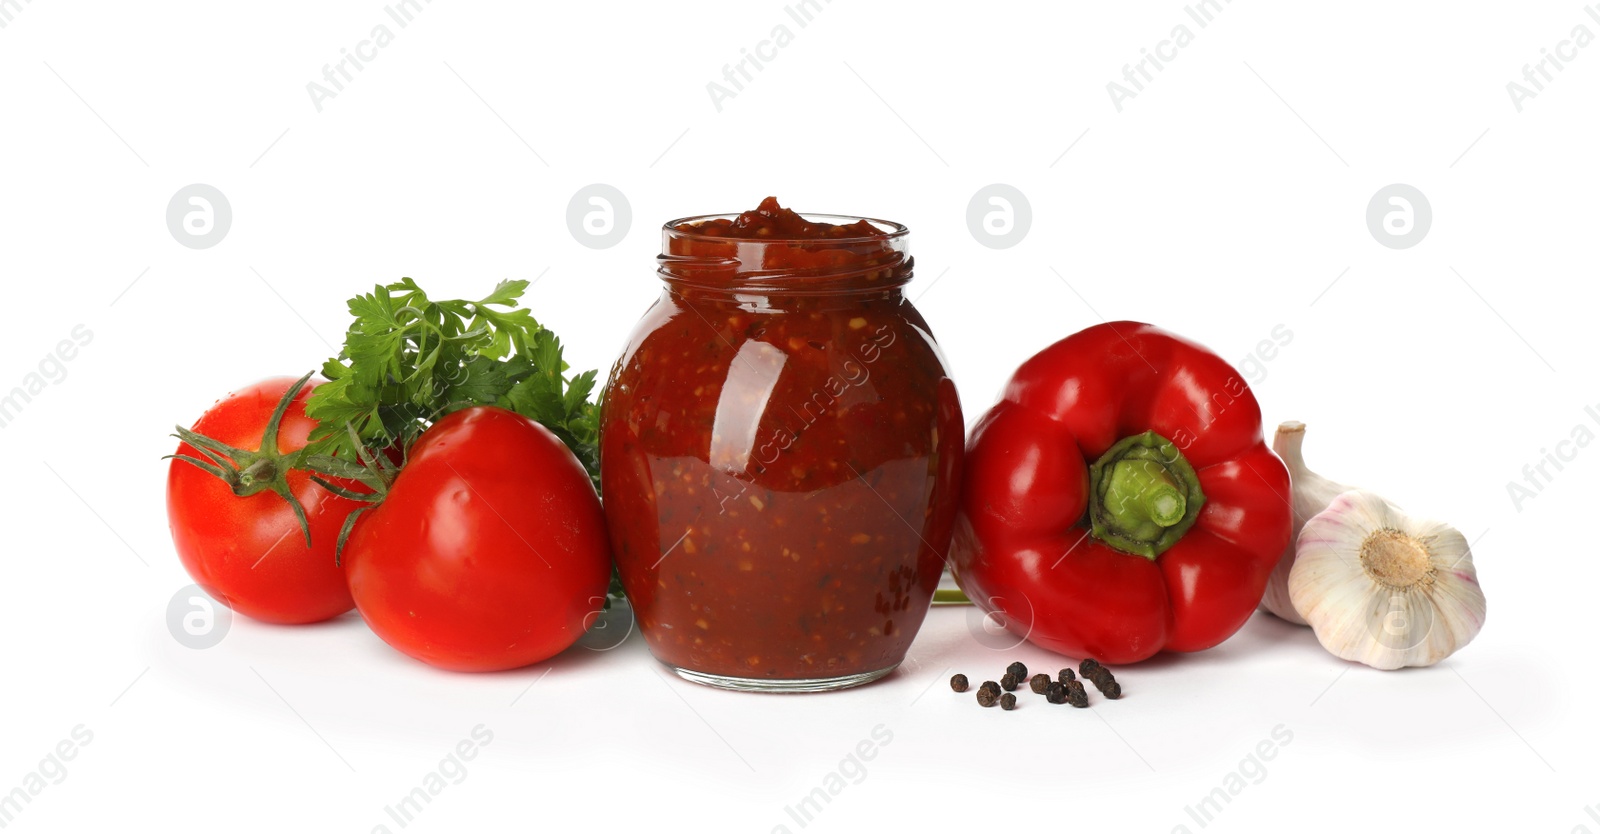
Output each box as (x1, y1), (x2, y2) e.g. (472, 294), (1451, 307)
(1260, 421), (1353, 626)
(1289, 490), (1485, 670)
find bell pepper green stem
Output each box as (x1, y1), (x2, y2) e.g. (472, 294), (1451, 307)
(1088, 431), (1205, 560)
(1104, 459), (1186, 527)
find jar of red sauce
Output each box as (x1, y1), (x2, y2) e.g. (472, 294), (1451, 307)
(600, 198), (964, 692)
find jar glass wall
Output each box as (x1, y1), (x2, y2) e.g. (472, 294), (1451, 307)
(599, 202), (963, 692)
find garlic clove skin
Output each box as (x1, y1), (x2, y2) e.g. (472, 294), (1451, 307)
(1260, 421), (1354, 626)
(1289, 490), (1486, 670)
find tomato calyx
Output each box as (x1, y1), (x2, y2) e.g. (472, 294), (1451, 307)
(167, 371), (401, 560)
(166, 371), (321, 547)
(1086, 430), (1206, 560)
(297, 428), (402, 564)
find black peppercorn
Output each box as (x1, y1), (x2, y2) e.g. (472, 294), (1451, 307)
(1000, 673), (1019, 692)
(1006, 661), (1028, 680)
(1058, 668), (1075, 683)
(1029, 673), (1050, 694)
(950, 674), (969, 693)
(979, 681), (1000, 698)
(1000, 692), (1017, 710)
(977, 687), (999, 707)
(1064, 679), (1089, 708)
(1079, 658), (1121, 699)
(1045, 682), (1067, 704)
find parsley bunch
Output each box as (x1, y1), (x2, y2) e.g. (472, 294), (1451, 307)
(304, 278), (600, 482)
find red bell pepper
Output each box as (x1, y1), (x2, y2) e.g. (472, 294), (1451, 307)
(951, 322), (1291, 664)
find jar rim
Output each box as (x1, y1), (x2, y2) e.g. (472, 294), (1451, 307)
(658, 211), (912, 294)
(662, 212), (910, 245)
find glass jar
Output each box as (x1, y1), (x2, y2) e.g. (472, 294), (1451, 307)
(599, 206), (964, 692)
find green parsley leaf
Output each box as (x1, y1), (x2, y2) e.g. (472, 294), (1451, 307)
(303, 278), (602, 485)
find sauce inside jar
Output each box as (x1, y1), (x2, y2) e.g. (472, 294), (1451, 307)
(601, 198), (963, 691)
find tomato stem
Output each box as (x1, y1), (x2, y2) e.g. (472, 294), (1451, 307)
(165, 372), (321, 547)
(237, 457), (277, 488)
(1087, 431), (1206, 560)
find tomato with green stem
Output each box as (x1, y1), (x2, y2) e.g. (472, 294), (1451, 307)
(166, 375), (360, 624)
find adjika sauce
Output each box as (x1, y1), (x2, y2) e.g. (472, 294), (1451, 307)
(600, 198), (963, 692)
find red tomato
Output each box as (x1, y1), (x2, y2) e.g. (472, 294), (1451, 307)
(342, 406), (611, 672)
(167, 377), (359, 624)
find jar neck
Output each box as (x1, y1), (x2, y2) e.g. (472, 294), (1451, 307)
(665, 281), (907, 312)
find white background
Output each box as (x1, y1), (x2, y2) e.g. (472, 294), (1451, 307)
(2, 1), (1596, 831)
